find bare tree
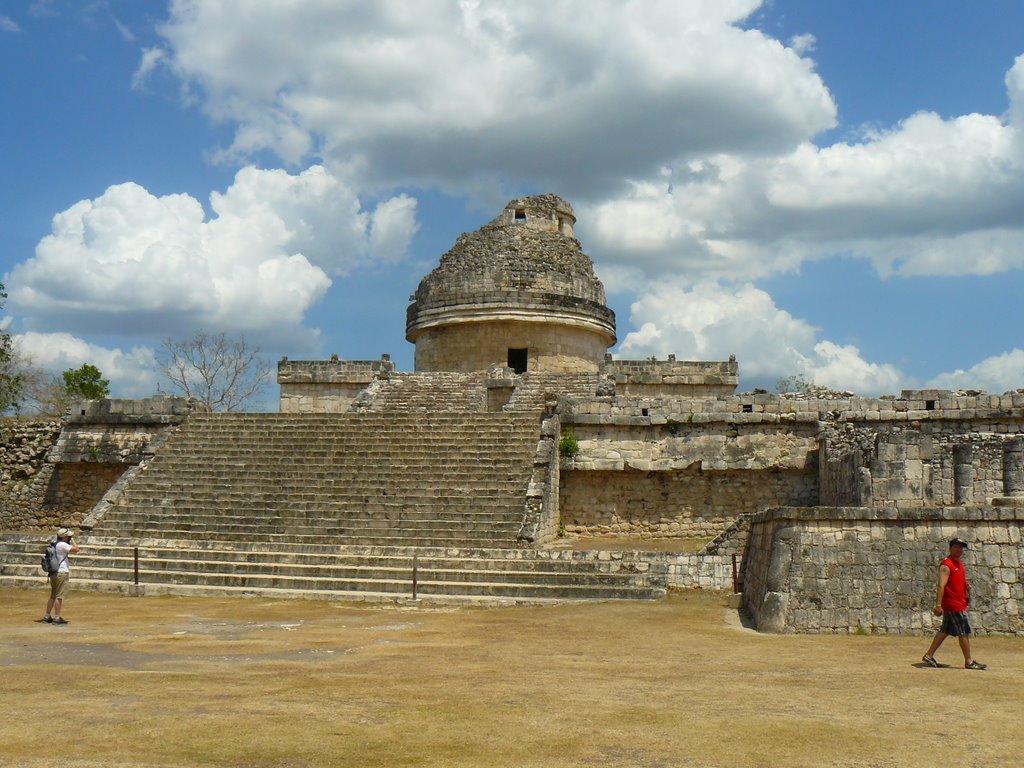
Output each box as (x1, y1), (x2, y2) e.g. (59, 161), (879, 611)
(22, 371), (73, 417)
(159, 331), (271, 412)
(0, 284), (27, 414)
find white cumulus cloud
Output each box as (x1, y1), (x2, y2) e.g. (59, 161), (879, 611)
(582, 56), (1024, 285)
(618, 282), (905, 394)
(6, 165), (417, 349)
(928, 349), (1024, 393)
(149, 0), (836, 197)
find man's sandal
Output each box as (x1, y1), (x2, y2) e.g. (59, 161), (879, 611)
(921, 655), (939, 667)
(965, 660), (987, 670)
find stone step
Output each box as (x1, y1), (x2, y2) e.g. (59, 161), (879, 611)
(107, 499), (524, 513)
(127, 463), (531, 475)
(0, 535), (666, 603)
(95, 508), (523, 524)
(125, 472), (527, 482)
(84, 532), (519, 548)
(87, 520), (522, 537)
(101, 498), (523, 511)
(26, 408), (635, 601)
(0, 558), (650, 588)
(2, 535), (661, 566)
(0, 575), (663, 604)
(0, 540), (656, 574)
(157, 437), (536, 446)
(93, 507), (524, 520)
(115, 485), (526, 498)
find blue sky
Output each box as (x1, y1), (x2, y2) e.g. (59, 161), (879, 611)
(2, 0), (1023, 405)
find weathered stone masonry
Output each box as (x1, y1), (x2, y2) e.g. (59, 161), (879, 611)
(0, 419), (62, 530)
(743, 506), (1024, 635)
(0, 397), (192, 531)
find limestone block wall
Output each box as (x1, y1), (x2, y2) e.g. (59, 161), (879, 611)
(567, 388), (1024, 423)
(865, 431), (1008, 507)
(516, 414), (562, 545)
(279, 382), (370, 413)
(0, 396), (191, 531)
(413, 320), (610, 374)
(43, 463), (128, 525)
(819, 444), (868, 506)
(278, 357), (392, 413)
(565, 419), (819, 472)
(929, 436), (1008, 505)
(559, 467), (816, 539)
(0, 419), (62, 530)
(557, 416), (819, 539)
(820, 427), (1021, 508)
(743, 507), (1024, 635)
(601, 358), (738, 398)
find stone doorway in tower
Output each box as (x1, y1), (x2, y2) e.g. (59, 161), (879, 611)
(508, 348), (528, 374)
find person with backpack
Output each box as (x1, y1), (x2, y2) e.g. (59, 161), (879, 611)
(41, 528), (79, 625)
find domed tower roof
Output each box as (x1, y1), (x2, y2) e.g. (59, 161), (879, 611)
(406, 195), (616, 373)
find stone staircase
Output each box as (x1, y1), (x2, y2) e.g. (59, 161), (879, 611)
(350, 372), (603, 414)
(0, 411), (666, 603)
(0, 536), (665, 603)
(503, 373), (602, 411)
(352, 372), (488, 412)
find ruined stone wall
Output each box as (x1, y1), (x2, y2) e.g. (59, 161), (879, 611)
(278, 357), (391, 413)
(1, 397), (191, 531)
(564, 419), (819, 472)
(820, 425), (1021, 508)
(279, 382), (369, 413)
(567, 388), (1024, 422)
(601, 358), (738, 398)
(0, 419), (62, 531)
(43, 463), (128, 525)
(560, 467), (816, 539)
(516, 414), (562, 545)
(558, 415), (819, 539)
(565, 388), (1024, 517)
(413, 320), (610, 374)
(743, 507), (1024, 635)
(819, 444), (868, 506)
(864, 431), (1008, 507)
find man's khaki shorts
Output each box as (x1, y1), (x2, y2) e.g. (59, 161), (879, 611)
(49, 572), (69, 600)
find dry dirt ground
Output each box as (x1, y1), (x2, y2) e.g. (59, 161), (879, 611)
(1, 586), (1022, 768)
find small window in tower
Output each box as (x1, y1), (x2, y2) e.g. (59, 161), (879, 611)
(925, 400), (936, 411)
(508, 348), (528, 373)
(514, 208), (526, 223)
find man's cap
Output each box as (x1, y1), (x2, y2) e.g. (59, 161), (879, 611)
(57, 527), (73, 538)
(949, 537), (969, 548)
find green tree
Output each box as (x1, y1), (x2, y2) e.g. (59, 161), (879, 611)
(62, 364), (110, 400)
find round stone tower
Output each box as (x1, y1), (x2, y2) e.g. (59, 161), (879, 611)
(406, 194), (616, 373)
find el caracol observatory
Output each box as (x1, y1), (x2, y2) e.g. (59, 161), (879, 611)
(405, 194), (617, 374)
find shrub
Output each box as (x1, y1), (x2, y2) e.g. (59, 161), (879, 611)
(558, 428), (579, 458)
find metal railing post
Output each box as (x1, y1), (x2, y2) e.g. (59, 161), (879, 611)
(412, 554), (418, 599)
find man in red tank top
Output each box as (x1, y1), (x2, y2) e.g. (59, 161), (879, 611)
(922, 538), (987, 669)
